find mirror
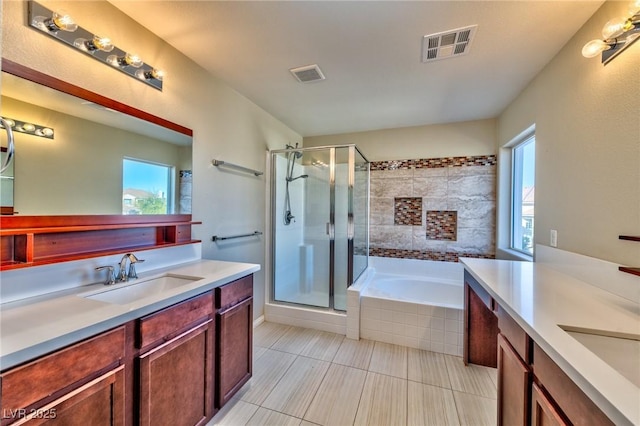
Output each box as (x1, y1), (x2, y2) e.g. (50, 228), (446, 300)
(0, 60), (192, 215)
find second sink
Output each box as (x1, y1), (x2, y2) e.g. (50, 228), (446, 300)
(82, 274), (202, 305)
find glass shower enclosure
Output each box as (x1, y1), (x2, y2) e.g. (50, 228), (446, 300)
(270, 145), (369, 311)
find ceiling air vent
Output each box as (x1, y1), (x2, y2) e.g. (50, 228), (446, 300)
(421, 25), (477, 63)
(290, 64), (326, 83)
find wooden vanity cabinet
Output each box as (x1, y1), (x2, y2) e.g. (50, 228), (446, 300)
(531, 382), (568, 426)
(464, 270), (614, 426)
(214, 275), (253, 407)
(532, 343), (613, 426)
(136, 292), (215, 426)
(496, 306), (532, 426)
(463, 270), (498, 367)
(0, 327), (126, 426)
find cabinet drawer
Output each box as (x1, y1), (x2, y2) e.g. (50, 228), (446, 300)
(0, 326), (125, 413)
(532, 343), (614, 426)
(215, 275), (253, 310)
(497, 305), (532, 363)
(138, 292), (213, 349)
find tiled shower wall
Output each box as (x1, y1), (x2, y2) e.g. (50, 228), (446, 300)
(369, 155), (496, 262)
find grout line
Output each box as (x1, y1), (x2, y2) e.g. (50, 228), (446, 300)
(298, 357), (332, 423)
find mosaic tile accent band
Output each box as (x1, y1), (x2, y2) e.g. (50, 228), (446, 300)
(394, 197), (423, 225)
(370, 155), (496, 171)
(426, 210), (457, 241)
(369, 247), (495, 262)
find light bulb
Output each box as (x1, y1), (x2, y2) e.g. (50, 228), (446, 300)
(602, 17), (633, 39)
(51, 10), (77, 32)
(33, 10), (77, 32)
(74, 35), (114, 53)
(107, 52), (144, 68)
(0, 118), (15, 128)
(124, 53), (143, 68)
(22, 123), (36, 132)
(582, 39), (611, 58)
(35, 128), (54, 137)
(136, 68), (165, 81)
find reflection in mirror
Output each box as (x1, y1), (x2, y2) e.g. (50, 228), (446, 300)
(0, 147), (15, 214)
(0, 68), (192, 215)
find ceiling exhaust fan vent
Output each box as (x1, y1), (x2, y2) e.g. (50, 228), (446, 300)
(290, 64), (326, 83)
(421, 25), (477, 63)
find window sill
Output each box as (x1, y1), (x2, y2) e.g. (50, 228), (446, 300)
(496, 247), (533, 262)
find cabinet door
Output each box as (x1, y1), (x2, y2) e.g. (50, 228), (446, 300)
(216, 297), (253, 407)
(464, 277), (498, 367)
(497, 334), (530, 426)
(531, 382), (569, 426)
(138, 320), (214, 426)
(6, 366), (125, 426)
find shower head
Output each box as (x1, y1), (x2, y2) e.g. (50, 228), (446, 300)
(285, 143), (303, 159)
(286, 174), (308, 182)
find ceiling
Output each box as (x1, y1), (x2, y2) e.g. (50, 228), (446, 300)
(111, 1), (604, 137)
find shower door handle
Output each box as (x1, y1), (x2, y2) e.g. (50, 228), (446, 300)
(326, 222), (335, 239)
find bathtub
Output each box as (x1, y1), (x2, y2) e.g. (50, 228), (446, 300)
(347, 256), (464, 356)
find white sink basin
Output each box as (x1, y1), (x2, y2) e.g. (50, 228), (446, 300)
(82, 274), (202, 305)
(560, 325), (640, 387)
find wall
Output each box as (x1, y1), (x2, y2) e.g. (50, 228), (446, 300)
(1, 0), (302, 319)
(496, 0), (640, 265)
(304, 118), (496, 161)
(2, 96), (184, 215)
(369, 156), (496, 262)
(305, 119), (498, 262)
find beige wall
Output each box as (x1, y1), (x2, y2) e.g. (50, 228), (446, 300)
(2, 0), (303, 318)
(497, 0), (640, 265)
(304, 119), (496, 161)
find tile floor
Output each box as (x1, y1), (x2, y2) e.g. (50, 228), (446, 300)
(208, 322), (497, 426)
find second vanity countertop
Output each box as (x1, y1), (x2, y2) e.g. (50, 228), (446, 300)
(460, 258), (640, 426)
(0, 259), (260, 371)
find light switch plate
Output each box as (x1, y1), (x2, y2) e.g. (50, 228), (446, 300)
(550, 229), (558, 247)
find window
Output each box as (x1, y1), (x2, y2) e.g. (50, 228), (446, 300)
(122, 158), (173, 215)
(511, 135), (535, 255)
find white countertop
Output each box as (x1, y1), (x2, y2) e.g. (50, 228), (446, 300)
(461, 258), (640, 426)
(0, 259), (260, 370)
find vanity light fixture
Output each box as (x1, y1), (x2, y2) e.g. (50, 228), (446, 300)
(0, 117), (54, 140)
(27, 1), (165, 91)
(582, 0), (640, 64)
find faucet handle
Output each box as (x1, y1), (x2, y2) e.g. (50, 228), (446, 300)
(127, 257), (145, 279)
(95, 266), (116, 286)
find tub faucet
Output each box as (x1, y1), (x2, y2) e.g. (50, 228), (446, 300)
(118, 253), (144, 282)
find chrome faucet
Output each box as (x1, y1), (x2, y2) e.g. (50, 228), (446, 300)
(127, 253), (144, 279)
(118, 253), (144, 282)
(95, 265), (116, 286)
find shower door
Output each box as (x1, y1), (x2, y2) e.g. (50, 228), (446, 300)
(271, 145), (369, 311)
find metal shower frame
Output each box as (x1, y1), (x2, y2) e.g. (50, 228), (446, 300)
(269, 144), (370, 311)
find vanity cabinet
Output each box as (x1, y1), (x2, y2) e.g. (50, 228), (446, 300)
(463, 270), (498, 367)
(136, 292), (215, 426)
(463, 269), (614, 426)
(496, 306), (532, 426)
(215, 275), (253, 407)
(0, 327), (126, 425)
(532, 343), (613, 426)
